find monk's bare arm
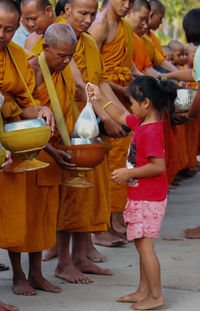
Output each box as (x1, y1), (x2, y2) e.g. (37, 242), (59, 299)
(89, 19), (108, 50)
(162, 69), (194, 82)
(70, 59), (87, 103)
(159, 59), (178, 72)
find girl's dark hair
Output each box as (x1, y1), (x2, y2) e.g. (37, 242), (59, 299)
(128, 75), (177, 116)
(55, 0), (69, 17)
(183, 8), (200, 45)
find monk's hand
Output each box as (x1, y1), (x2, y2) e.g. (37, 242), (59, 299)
(175, 112), (194, 124)
(111, 168), (130, 184)
(103, 118), (127, 138)
(37, 106), (55, 136)
(53, 149), (76, 171)
(0, 150), (12, 172)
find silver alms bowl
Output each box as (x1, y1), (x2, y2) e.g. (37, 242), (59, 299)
(70, 137), (102, 145)
(4, 118), (46, 132)
(175, 89), (197, 113)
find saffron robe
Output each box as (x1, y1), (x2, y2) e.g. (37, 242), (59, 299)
(0, 41), (36, 248)
(9, 64), (75, 252)
(133, 32), (152, 73)
(57, 32), (111, 233)
(141, 34), (164, 66)
(100, 18), (133, 213)
(148, 31), (166, 58)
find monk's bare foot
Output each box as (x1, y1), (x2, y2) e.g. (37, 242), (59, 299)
(117, 289), (149, 303)
(12, 278), (36, 296)
(87, 245), (107, 263)
(131, 294), (165, 310)
(94, 230), (127, 247)
(74, 258), (113, 275)
(42, 245), (58, 261)
(29, 275), (61, 293)
(0, 301), (18, 311)
(112, 212), (127, 234)
(184, 226), (200, 239)
(55, 264), (92, 284)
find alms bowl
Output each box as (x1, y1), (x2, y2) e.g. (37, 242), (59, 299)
(60, 137), (106, 168)
(0, 118), (51, 153)
(175, 89), (197, 113)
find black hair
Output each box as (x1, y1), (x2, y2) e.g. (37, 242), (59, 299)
(55, 0), (69, 17)
(128, 75), (177, 116)
(0, 0), (21, 19)
(183, 8), (200, 45)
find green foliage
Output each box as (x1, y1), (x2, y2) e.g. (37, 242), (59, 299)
(157, 0), (200, 45)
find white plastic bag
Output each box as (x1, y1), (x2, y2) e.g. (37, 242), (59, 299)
(74, 83), (99, 138)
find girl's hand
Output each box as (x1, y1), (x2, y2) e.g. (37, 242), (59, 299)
(87, 84), (104, 103)
(111, 168), (130, 183)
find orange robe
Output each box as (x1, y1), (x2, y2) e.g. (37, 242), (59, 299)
(100, 18), (133, 213)
(148, 31), (166, 58)
(0, 41), (36, 248)
(133, 32), (152, 73)
(57, 32), (111, 233)
(141, 34), (164, 66)
(9, 64), (75, 252)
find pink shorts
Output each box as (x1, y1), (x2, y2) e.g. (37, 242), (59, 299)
(123, 198), (167, 241)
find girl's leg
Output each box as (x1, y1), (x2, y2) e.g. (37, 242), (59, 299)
(117, 240), (149, 303)
(131, 237), (165, 310)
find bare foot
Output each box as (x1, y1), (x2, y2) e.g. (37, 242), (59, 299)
(29, 275), (61, 293)
(42, 246), (58, 261)
(0, 301), (18, 311)
(117, 289), (149, 303)
(87, 246), (107, 263)
(131, 294), (165, 310)
(112, 212), (127, 234)
(94, 230), (127, 247)
(184, 226), (200, 239)
(74, 258), (113, 275)
(55, 264), (92, 284)
(12, 278), (36, 296)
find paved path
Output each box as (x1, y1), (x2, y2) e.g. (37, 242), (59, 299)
(1, 172), (200, 310)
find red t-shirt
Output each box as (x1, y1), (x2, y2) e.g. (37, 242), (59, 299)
(126, 114), (168, 201)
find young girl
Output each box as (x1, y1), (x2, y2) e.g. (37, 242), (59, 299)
(88, 75), (177, 311)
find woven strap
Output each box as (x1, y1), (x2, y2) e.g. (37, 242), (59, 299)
(7, 46), (38, 112)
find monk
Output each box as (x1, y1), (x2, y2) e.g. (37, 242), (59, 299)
(148, 0), (165, 58)
(7, 23), (78, 296)
(125, 0), (160, 78)
(168, 40), (185, 68)
(55, 0), (134, 283)
(21, 0), (66, 56)
(0, 0), (54, 308)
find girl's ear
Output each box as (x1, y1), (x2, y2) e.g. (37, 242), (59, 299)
(143, 98), (151, 109)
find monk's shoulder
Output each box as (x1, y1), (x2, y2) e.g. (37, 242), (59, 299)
(8, 41), (29, 66)
(24, 32), (43, 50)
(89, 12), (109, 41)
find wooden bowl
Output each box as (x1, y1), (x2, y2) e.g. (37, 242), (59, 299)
(59, 138), (106, 168)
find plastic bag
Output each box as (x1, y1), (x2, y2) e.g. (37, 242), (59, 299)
(74, 83), (99, 138)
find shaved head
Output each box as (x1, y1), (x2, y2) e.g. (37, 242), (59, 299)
(149, 0), (165, 13)
(0, 0), (21, 19)
(132, 0), (150, 13)
(44, 23), (77, 48)
(21, 0), (51, 10)
(168, 40), (184, 51)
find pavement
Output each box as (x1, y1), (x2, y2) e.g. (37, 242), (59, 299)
(1, 171), (200, 310)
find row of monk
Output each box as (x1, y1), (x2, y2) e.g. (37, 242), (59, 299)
(0, 0), (200, 310)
